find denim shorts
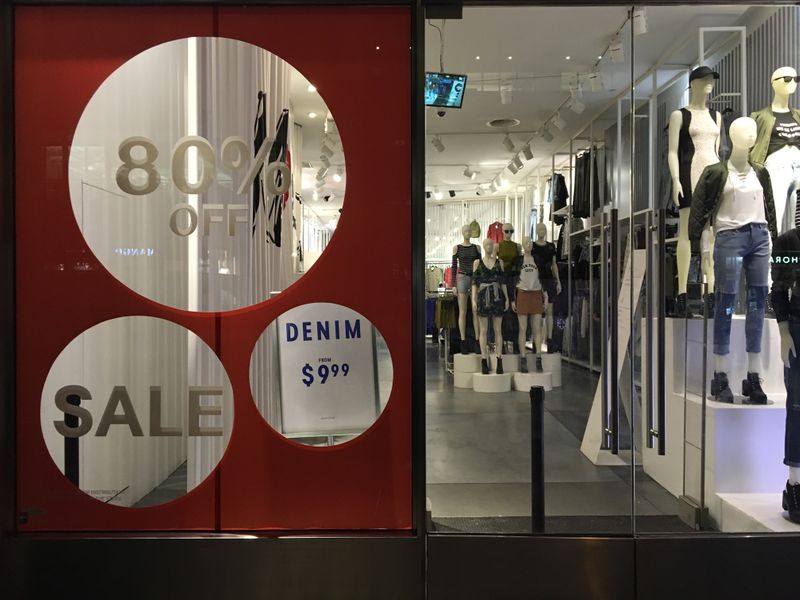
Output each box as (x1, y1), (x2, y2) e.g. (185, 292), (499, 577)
(456, 272), (472, 294)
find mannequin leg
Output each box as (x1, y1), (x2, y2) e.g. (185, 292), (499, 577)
(532, 316), (543, 354)
(545, 304), (554, 340)
(517, 314), (528, 357)
(701, 227), (715, 293)
(677, 208), (691, 295)
(492, 315), (504, 374)
(714, 353), (730, 374)
(766, 151), (793, 234)
(457, 292), (468, 342)
(478, 316), (489, 359)
(790, 467), (800, 485)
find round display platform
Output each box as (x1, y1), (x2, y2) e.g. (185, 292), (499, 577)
(540, 353), (562, 372)
(489, 353), (520, 373)
(513, 371), (553, 392)
(472, 373), (512, 393)
(454, 353), (482, 373)
(454, 371), (474, 389)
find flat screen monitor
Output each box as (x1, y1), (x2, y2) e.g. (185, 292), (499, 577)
(425, 72), (467, 109)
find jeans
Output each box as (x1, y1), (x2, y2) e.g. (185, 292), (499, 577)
(765, 146), (800, 235)
(784, 320), (800, 467)
(712, 223), (770, 355)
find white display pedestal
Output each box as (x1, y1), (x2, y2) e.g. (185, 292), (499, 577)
(490, 353), (519, 373)
(540, 353), (562, 387)
(513, 372), (553, 392)
(641, 316), (790, 531)
(472, 373), (512, 393)
(454, 353), (481, 373)
(454, 371), (474, 389)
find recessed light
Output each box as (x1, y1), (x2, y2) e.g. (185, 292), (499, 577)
(476, 55), (481, 60)
(565, 56), (571, 60)
(376, 46), (381, 50)
(598, 56), (603, 60)
(307, 84), (317, 93)
(507, 56), (513, 60)
(308, 112), (317, 119)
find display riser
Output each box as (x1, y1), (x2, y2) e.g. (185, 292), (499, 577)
(641, 317), (789, 529)
(513, 372), (553, 392)
(454, 353), (482, 374)
(472, 373), (512, 393)
(715, 493), (800, 532)
(454, 372), (474, 389)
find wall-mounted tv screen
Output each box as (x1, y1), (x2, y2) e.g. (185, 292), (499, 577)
(425, 72), (467, 109)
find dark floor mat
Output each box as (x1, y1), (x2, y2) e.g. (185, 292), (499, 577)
(432, 515), (696, 535)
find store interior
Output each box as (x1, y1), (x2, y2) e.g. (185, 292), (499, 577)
(424, 4), (800, 534)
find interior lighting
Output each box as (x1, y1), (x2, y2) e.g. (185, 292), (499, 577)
(498, 177), (510, 190)
(475, 185), (483, 196)
(333, 168), (343, 183)
(312, 190), (319, 201)
(508, 161), (519, 175)
(434, 187), (443, 200)
(320, 141), (334, 158)
(500, 80), (513, 105)
(632, 8), (648, 36)
(308, 112), (317, 119)
(489, 180), (498, 194)
(565, 56), (571, 61)
(316, 166), (328, 181)
(449, 190), (456, 198)
(512, 155), (524, 170)
(522, 144), (534, 161)
(463, 166), (478, 180)
(502, 134), (515, 153)
(307, 84), (317, 93)
(476, 56), (481, 60)
(540, 126), (554, 143)
(588, 69), (604, 92)
(376, 46), (381, 50)
(432, 135), (446, 153)
(320, 156), (331, 170)
(568, 96), (586, 114)
(610, 34), (624, 64)
(507, 56), (513, 60)
(551, 112), (567, 130)
(315, 178), (325, 189)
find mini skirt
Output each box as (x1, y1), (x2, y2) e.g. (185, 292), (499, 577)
(516, 289), (544, 315)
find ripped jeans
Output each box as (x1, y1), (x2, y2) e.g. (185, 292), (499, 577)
(784, 320), (800, 467)
(712, 223), (770, 356)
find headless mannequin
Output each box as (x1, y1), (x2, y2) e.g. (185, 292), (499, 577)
(452, 224), (480, 351)
(714, 118), (765, 378)
(668, 75), (722, 300)
(472, 238), (509, 372)
(514, 236), (544, 359)
(760, 66), (800, 233)
(533, 223), (562, 341)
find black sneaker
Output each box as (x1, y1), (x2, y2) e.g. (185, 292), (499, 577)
(742, 372), (768, 404)
(710, 371), (734, 403)
(782, 481), (800, 524)
(520, 355), (528, 373)
(495, 357), (504, 375)
(481, 358), (489, 375)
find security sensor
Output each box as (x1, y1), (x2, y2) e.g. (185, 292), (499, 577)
(437, 109), (447, 118)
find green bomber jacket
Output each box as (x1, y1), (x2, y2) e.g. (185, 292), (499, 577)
(749, 106), (800, 166)
(687, 160), (778, 253)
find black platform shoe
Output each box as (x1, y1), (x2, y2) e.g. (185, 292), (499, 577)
(710, 371), (734, 403)
(674, 293), (694, 318)
(742, 372), (768, 404)
(495, 357), (504, 375)
(461, 339), (469, 355)
(481, 358), (490, 375)
(783, 481), (800, 524)
(520, 355), (528, 373)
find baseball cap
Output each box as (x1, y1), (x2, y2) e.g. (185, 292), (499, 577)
(689, 66), (720, 83)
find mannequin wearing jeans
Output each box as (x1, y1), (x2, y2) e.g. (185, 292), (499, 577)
(452, 224), (481, 354)
(689, 117), (778, 403)
(770, 229), (800, 523)
(472, 238), (509, 375)
(750, 67), (800, 234)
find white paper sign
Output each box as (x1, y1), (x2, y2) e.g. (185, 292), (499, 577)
(277, 303), (380, 435)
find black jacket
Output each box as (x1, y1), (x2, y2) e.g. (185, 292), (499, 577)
(688, 160), (778, 253)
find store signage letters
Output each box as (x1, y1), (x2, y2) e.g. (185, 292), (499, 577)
(285, 318), (362, 342)
(53, 384), (224, 438)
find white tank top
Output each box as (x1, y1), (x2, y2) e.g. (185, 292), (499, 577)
(714, 166), (766, 233)
(517, 256), (542, 291)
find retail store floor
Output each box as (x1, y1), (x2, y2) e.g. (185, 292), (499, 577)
(425, 343), (691, 534)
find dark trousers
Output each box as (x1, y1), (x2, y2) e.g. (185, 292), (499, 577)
(784, 320), (800, 467)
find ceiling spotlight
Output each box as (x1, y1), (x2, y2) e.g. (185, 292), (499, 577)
(476, 56), (481, 60)
(565, 56), (571, 61)
(448, 190), (456, 198)
(540, 126), (554, 143)
(502, 134), (515, 153)
(507, 56), (513, 60)
(588, 70), (604, 92)
(333, 168), (343, 183)
(307, 84), (317, 93)
(512, 155), (524, 170)
(433, 187), (443, 200)
(567, 96), (586, 114)
(632, 8), (648, 36)
(500, 80), (513, 105)
(316, 166), (328, 181)
(308, 112), (317, 119)
(522, 144), (534, 161)
(508, 161), (519, 175)
(320, 142), (334, 158)
(426, 192), (431, 199)
(312, 190), (319, 201)
(475, 185), (483, 196)
(552, 112), (567, 130)
(320, 155), (331, 169)
(498, 177), (510, 190)
(490, 180), (498, 194)
(610, 34), (624, 64)
(432, 135), (446, 153)
(315, 177), (325, 189)
(463, 166), (478, 180)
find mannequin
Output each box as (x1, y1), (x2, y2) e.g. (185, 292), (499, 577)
(472, 238), (510, 375)
(531, 222), (562, 347)
(497, 222), (523, 353)
(668, 66), (723, 314)
(749, 66), (800, 234)
(452, 224), (481, 354)
(688, 117), (778, 403)
(770, 223), (800, 523)
(513, 236), (544, 373)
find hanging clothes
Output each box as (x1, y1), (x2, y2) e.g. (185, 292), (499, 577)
(487, 221), (504, 244)
(426, 265), (443, 292)
(572, 150), (600, 218)
(549, 173), (569, 225)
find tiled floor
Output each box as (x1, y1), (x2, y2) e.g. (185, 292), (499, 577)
(425, 342), (687, 533)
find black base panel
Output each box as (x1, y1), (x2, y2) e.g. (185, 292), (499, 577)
(427, 535), (635, 600)
(432, 515), (694, 534)
(0, 535), (423, 600)
(636, 535), (800, 600)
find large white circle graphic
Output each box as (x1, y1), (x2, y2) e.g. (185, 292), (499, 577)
(40, 317), (233, 507)
(68, 37), (346, 312)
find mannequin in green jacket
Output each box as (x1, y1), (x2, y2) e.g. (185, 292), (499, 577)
(750, 66), (800, 234)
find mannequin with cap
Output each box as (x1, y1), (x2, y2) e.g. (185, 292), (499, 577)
(668, 65), (723, 315)
(750, 66), (800, 234)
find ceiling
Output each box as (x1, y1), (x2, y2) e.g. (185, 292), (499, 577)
(424, 5), (758, 197)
